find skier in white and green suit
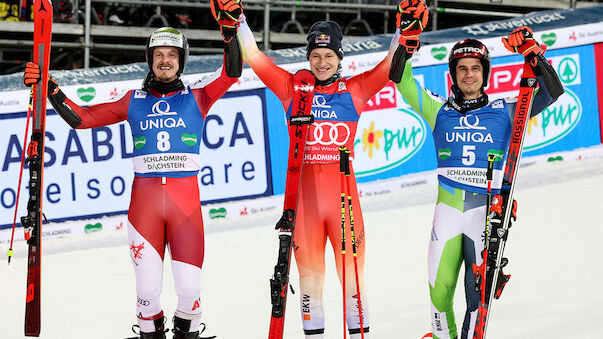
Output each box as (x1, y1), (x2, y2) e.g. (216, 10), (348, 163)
(390, 7), (564, 339)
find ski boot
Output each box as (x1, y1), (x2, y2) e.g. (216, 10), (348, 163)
(172, 316), (216, 339)
(127, 316), (168, 339)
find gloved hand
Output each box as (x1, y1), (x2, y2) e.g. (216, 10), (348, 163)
(23, 62), (41, 87)
(396, 0), (429, 54)
(502, 26), (542, 61)
(48, 77), (59, 96)
(211, 0), (243, 43)
(24, 62), (60, 95)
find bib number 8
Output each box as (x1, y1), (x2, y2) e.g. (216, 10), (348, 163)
(462, 145), (476, 166)
(157, 131), (171, 151)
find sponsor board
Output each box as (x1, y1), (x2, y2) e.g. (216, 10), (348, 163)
(0, 89), (273, 229)
(524, 87), (582, 152)
(0, 215), (127, 244)
(354, 106), (428, 177)
(198, 90), (272, 202)
(1, 28), (600, 229)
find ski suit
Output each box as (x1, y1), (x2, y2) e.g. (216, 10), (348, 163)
(395, 59), (558, 339)
(52, 67), (236, 332)
(238, 15), (399, 338)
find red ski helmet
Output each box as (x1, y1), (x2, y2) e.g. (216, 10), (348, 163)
(145, 27), (189, 76)
(448, 39), (490, 90)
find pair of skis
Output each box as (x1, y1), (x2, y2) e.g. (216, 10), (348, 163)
(266, 71), (366, 339)
(268, 70), (315, 339)
(471, 55), (540, 338)
(6, 0), (53, 337)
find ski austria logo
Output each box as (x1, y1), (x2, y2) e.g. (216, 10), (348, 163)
(523, 87), (582, 151)
(353, 107), (427, 177)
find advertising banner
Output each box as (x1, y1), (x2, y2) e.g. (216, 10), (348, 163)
(1, 8), (602, 234)
(0, 89), (272, 228)
(268, 44), (601, 185)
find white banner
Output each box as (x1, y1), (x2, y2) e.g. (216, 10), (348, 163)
(0, 90), (271, 227)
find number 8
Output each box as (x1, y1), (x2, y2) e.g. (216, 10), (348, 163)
(157, 131), (170, 151)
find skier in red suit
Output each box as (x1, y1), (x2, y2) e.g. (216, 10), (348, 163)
(24, 4), (244, 336)
(236, 1), (402, 337)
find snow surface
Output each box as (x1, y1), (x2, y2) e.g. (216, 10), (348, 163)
(2, 155), (603, 339)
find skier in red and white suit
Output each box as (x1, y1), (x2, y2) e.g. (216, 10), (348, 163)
(24, 18), (243, 339)
(237, 3), (400, 337)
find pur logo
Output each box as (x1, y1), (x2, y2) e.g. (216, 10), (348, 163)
(524, 88), (582, 152)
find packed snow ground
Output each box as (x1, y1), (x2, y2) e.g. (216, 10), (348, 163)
(2, 154), (603, 339)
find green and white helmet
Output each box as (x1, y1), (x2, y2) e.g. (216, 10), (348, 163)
(145, 27), (189, 76)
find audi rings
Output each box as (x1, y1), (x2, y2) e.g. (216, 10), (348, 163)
(307, 122), (351, 146)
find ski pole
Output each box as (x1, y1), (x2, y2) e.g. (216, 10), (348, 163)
(472, 154), (496, 338)
(7, 90), (34, 264)
(338, 147), (348, 338)
(342, 148), (365, 338)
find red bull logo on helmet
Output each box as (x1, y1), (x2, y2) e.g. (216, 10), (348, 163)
(315, 34), (331, 45)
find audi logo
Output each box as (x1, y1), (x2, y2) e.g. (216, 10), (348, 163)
(307, 122), (351, 146)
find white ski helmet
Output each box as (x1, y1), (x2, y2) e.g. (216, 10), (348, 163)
(145, 27), (189, 76)
(448, 39), (491, 90)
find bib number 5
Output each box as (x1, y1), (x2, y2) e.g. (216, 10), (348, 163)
(462, 145), (476, 166)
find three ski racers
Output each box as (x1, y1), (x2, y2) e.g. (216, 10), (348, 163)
(16, 0), (566, 338)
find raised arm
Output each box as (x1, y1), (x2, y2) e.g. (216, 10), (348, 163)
(388, 0), (443, 129)
(394, 60), (444, 130)
(237, 15), (295, 107)
(502, 26), (564, 116)
(191, 65), (238, 116)
(345, 27), (401, 112)
(24, 62), (129, 128)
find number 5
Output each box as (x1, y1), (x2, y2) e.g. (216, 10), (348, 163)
(462, 145), (475, 166)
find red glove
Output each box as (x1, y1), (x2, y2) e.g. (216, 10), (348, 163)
(23, 62), (41, 87)
(23, 61), (61, 96)
(396, 0), (429, 54)
(502, 26), (542, 60)
(211, 0), (243, 42)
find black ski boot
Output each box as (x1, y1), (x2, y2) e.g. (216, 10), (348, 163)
(172, 316), (216, 339)
(127, 316), (169, 339)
